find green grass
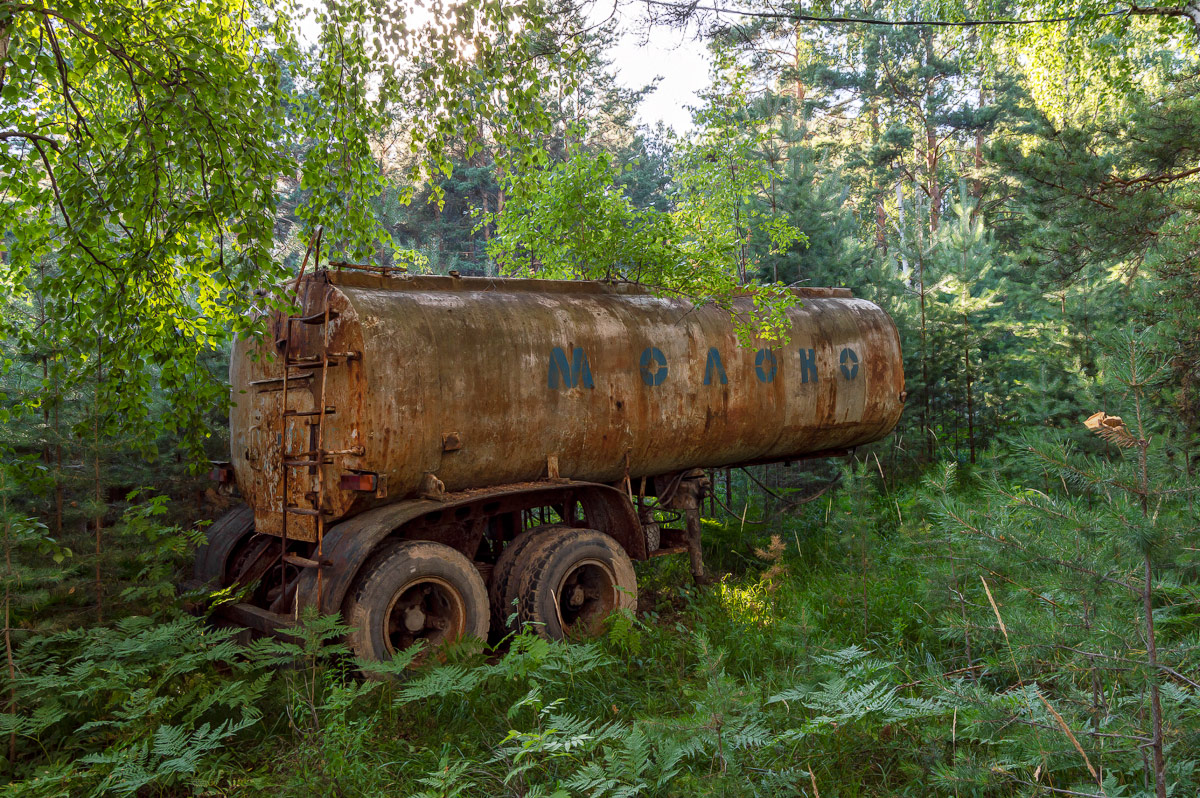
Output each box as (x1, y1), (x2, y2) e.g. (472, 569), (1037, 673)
(233, 505), (963, 798)
(5, 466), (1198, 797)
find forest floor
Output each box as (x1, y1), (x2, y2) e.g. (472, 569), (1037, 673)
(5, 458), (1195, 797)
(227, 507), (948, 797)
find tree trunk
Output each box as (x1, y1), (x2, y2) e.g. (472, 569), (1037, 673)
(792, 26), (806, 112)
(922, 29), (941, 233)
(0, 16), (11, 95)
(1144, 555), (1166, 798)
(93, 342), (103, 623)
(965, 315), (975, 464)
(1136, 429), (1167, 798)
(920, 253), (932, 460)
(2, 472), (16, 765)
(926, 123), (940, 232)
(871, 103), (886, 251)
(684, 507), (708, 584)
(876, 201), (887, 251)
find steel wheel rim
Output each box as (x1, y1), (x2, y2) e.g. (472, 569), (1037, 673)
(383, 575), (467, 656)
(555, 557), (617, 635)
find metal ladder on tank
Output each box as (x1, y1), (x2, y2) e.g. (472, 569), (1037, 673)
(276, 275), (362, 609)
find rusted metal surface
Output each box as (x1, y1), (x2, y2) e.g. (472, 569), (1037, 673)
(216, 602), (297, 638)
(230, 272), (904, 544)
(292, 479), (642, 616)
(208, 463), (235, 484)
(339, 472), (378, 492)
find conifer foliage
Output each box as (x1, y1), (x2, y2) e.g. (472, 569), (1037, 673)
(1, 0), (1199, 794)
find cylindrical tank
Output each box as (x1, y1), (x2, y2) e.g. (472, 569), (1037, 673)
(230, 271), (905, 540)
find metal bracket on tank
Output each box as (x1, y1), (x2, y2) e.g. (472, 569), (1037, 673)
(209, 462), (234, 484)
(418, 472), (445, 501)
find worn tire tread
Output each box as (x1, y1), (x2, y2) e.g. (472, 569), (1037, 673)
(514, 528), (636, 640)
(344, 539), (488, 664)
(489, 524), (563, 636)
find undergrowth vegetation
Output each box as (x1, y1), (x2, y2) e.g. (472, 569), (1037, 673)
(1, 0), (1197, 792)
(2, 377), (1196, 797)
(0, 333), (1192, 797)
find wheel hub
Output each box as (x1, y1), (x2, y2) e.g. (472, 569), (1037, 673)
(556, 558), (617, 635)
(403, 605), (426, 633)
(384, 577), (466, 656)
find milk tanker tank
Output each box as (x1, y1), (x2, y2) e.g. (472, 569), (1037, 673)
(196, 267), (905, 661)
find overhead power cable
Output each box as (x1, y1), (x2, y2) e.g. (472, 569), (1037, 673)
(640, 0), (1137, 28)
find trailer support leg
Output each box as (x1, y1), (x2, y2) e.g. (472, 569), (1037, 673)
(683, 506), (709, 585)
(665, 471), (712, 585)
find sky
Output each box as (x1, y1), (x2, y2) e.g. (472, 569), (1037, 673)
(595, 5), (711, 132)
(296, 1), (711, 133)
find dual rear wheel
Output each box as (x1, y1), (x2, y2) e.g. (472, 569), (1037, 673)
(495, 526), (637, 640)
(344, 527), (636, 663)
(343, 540), (490, 662)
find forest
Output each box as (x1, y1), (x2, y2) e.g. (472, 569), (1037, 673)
(0, 0), (1198, 794)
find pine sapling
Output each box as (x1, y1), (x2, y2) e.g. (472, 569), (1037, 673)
(1081, 332), (1173, 798)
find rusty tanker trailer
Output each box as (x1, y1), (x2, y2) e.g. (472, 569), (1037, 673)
(197, 269), (904, 660)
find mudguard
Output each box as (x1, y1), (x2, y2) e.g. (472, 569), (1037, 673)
(294, 480), (642, 616)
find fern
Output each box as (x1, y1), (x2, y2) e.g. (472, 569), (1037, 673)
(410, 755), (477, 798)
(770, 645), (944, 737)
(394, 664), (488, 705)
(6, 614), (274, 793)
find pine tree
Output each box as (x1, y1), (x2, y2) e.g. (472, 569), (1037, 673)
(922, 329), (1200, 796)
(994, 69), (1200, 443)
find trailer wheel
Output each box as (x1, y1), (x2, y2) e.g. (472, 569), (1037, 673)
(344, 540), (489, 663)
(515, 528), (636, 640)
(489, 524), (562, 637)
(192, 504), (255, 585)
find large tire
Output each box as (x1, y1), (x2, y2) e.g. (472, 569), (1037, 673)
(192, 505), (255, 584)
(514, 528), (637, 640)
(344, 540), (489, 663)
(489, 524), (563, 637)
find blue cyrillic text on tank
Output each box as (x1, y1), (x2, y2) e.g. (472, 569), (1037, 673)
(548, 347), (595, 389)
(839, 348), (859, 380)
(755, 349), (777, 383)
(704, 348), (728, 385)
(640, 347), (668, 386)
(798, 348), (818, 383)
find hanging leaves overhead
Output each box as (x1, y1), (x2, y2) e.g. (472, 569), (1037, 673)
(0, 0), (592, 457)
(0, 0), (295, 452)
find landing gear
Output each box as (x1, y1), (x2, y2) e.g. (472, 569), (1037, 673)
(195, 496), (647, 664)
